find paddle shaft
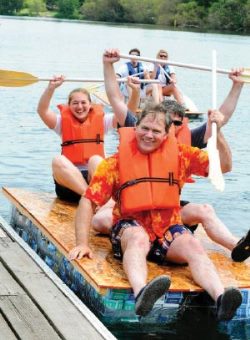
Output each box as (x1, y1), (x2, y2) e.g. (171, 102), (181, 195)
(120, 53), (230, 75)
(212, 50), (217, 134)
(4, 77), (159, 84)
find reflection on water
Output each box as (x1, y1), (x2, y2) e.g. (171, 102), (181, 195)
(0, 16), (249, 339)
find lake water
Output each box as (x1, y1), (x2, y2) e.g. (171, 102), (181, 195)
(0, 16), (249, 339)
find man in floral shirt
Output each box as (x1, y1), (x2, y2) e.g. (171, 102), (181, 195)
(69, 102), (242, 321)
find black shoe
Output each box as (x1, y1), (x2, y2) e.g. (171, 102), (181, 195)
(216, 287), (242, 321)
(231, 229), (250, 262)
(135, 275), (171, 317)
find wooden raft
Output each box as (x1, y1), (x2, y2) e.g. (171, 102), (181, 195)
(3, 187), (250, 296)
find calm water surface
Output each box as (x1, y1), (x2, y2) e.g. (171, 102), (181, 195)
(0, 16), (249, 339)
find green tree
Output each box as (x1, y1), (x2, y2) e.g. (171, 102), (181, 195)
(243, 0), (250, 30)
(24, 0), (46, 15)
(196, 0), (213, 6)
(157, 0), (181, 26)
(208, 0), (247, 32)
(120, 0), (158, 24)
(175, 1), (206, 27)
(57, 0), (80, 18)
(46, 0), (58, 10)
(0, 0), (24, 14)
(81, 0), (124, 22)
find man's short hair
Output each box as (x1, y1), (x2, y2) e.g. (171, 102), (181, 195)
(162, 100), (185, 119)
(137, 101), (172, 133)
(129, 48), (140, 56)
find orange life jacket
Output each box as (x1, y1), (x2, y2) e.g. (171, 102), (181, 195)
(169, 117), (194, 183)
(117, 128), (180, 214)
(58, 104), (105, 165)
(169, 117), (191, 145)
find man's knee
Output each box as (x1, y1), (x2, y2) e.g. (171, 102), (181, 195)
(198, 203), (215, 219)
(122, 228), (150, 252)
(92, 213), (112, 234)
(88, 155), (103, 176)
(177, 233), (206, 255)
(88, 155), (103, 167)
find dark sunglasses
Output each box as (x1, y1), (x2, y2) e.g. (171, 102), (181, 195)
(159, 54), (167, 58)
(172, 120), (183, 126)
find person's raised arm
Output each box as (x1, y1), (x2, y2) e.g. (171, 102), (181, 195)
(37, 75), (65, 129)
(103, 49), (128, 127)
(219, 68), (244, 126)
(68, 195), (95, 260)
(126, 76), (140, 114)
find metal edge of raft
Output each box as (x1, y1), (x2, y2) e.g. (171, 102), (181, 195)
(0, 215), (116, 340)
(3, 196), (250, 328)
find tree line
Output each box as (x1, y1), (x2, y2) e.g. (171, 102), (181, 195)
(1, 0), (250, 33)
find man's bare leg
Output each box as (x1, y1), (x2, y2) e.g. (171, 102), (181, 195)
(181, 203), (238, 250)
(167, 233), (224, 300)
(121, 227), (150, 296)
(167, 233), (242, 320)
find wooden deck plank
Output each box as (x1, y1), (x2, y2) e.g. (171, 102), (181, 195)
(0, 262), (25, 296)
(0, 263), (61, 340)
(0, 233), (113, 340)
(0, 228), (7, 238)
(0, 295), (61, 340)
(0, 314), (17, 340)
(2, 187), (250, 294)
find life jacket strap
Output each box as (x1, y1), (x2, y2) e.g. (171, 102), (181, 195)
(116, 174), (180, 204)
(61, 134), (103, 146)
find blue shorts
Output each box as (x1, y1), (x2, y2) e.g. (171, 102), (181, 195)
(180, 200), (198, 232)
(54, 169), (88, 203)
(110, 219), (192, 264)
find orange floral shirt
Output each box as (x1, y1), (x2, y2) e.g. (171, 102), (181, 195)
(85, 144), (209, 241)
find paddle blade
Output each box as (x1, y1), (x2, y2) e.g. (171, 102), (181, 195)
(207, 130), (225, 192)
(237, 68), (250, 83)
(0, 70), (38, 87)
(183, 94), (199, 112)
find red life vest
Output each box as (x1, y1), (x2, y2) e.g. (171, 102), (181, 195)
(58, 104), (105, 165)
(117, 128), (180, 214)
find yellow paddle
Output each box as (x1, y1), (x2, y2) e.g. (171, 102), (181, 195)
(0, 69), (159, 87)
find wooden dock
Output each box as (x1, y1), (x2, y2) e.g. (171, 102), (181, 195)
(0, 215), (116, 340)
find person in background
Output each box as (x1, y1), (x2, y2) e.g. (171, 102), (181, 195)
(116, 48), (151, 103)
(149, 49), (185, 105)
(68, 101), (242, 321)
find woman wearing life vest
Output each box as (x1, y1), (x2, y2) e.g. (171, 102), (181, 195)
(69, 101), (243, 321)
(150, 49), (185, 105)
(37, 59), (136, 202)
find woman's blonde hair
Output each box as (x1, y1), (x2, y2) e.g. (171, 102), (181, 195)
(156, 49), (168, 59)
(68, 88), (91, 104)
